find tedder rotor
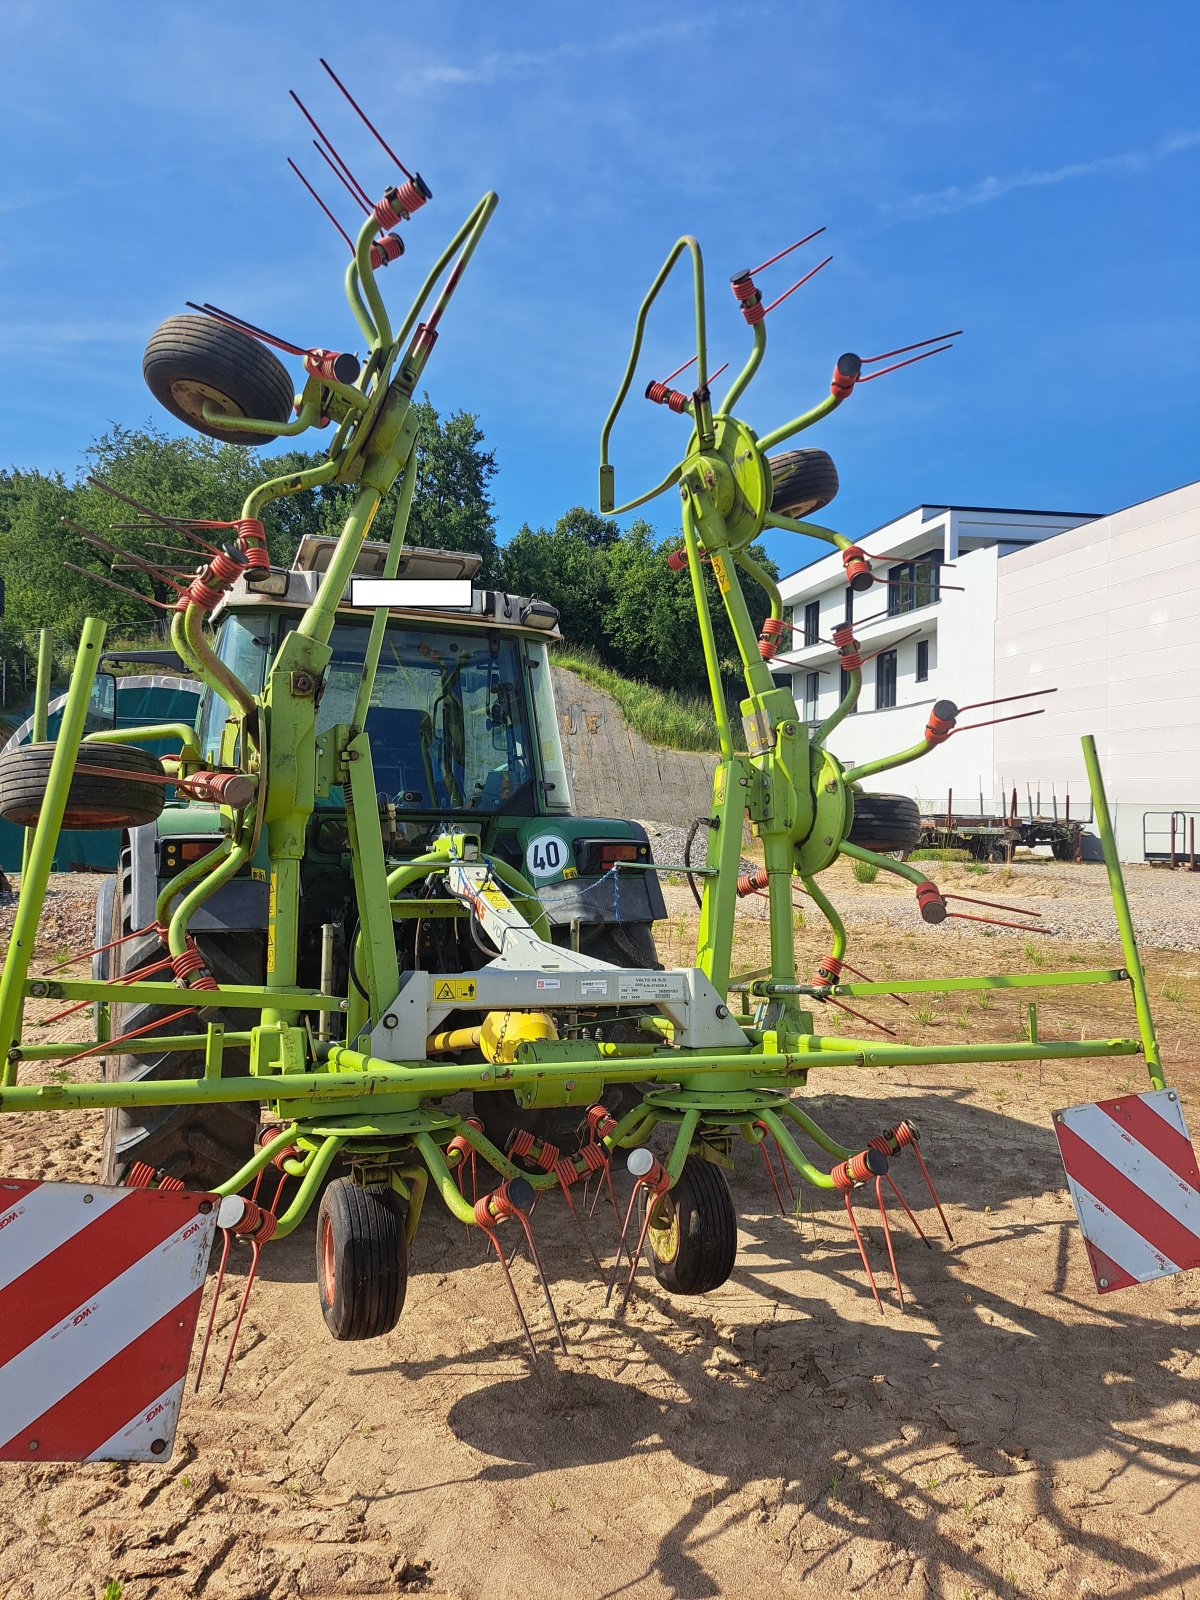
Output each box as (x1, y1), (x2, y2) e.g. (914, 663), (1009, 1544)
(0, 64), (1194, 1464)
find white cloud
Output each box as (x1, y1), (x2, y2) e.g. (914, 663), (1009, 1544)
(894, 129), (1200, 219)
(404, 19), (715, 90)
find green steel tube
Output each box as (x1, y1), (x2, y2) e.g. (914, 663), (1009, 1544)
(344, 257), (378, 345)
(732, 547), (781, 622)
(11, 1032), (254, 1062)
(762, 512), (851, 552)
(681, 513), (734, 759)
(664, 1109), (702, 1182)
(86, 723), (203, 761)
(20, 627), (54, 883)
(296, 485), (383, 645)
(268, 1135), (346, 1239)
(348, 458), (418, 734)
(756, 1109), (839, 1190)
(202, 389), (321, 441)
(757, 390), (845, 454)
(816, 669), (861, 742)
(842, 734), (933, 786)
(1081, 734), (1165, 1089)
(155, 833), (234, 929)
(354, 210), (394, 350)
(801, 873), (847, 963)
(838, 836), (928, 888)
(240, 456), (340, 523)
(413, 1132), (478, 1225)
(212, 1122), (300, 1197)
(167, 840), (251, 958)
(776, 1100), (854, 1160)
(801, 1037), (1139, 1067)
(184, 603), (256, 719)
(1, 616), (106, 1081)
(718, 319), (766, 416)
(831, 968), (1126, 998)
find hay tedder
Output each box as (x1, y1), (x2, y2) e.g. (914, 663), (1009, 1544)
(1, 65), (1196, 1463)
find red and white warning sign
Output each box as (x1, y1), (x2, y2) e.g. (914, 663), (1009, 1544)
(1053, 1088), (1200, 1293)
(0, 1179), (217, 1461)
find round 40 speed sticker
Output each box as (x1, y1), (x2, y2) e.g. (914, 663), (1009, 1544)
(525, 833), (569, 880)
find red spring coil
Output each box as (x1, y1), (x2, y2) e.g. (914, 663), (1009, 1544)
(841, 545), (872, 591)
(814, 954), (843, 985)
(209, 548), (247, 586)
(737, 867), (769, 897)
(915, 880), (947, 924)
(507, 1129), (537, 1161)
(832, 622), (863, 672)
(178, 577), (224, 612)
(393, 176), (429, 216)
(477, 1180), (524, 1225)
(731, 274), (765, 325)
(577, 1141), (608, 1174)
(758, 616), (784, 661)
(830, 1148), (882, 1191)
(125, 1161), (156, 1189)
(924, 701), (957, 745)
(585, 1105), (616, 1141)
(666, 547), (688, 572)
(645, 379), (690, 413)
(230, 1199), (276, 1241)
(171, 946), (205, 980)
(369, 233), (405, 269)
(236, 519), (269, 572)
(373, 193), (403, 229)
(157, 1174), (185, 1192)
(888, 1119), (919, 1150)
(555, 1157), (582, 1188)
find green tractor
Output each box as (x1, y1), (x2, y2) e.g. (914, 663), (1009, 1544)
(91, 534), (664, 1189)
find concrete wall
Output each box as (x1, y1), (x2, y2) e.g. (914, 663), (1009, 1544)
(550, 665), (718, 825)
(994, 482), (1200, 860)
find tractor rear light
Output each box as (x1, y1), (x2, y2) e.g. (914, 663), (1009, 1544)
(574, 838), (649, 875)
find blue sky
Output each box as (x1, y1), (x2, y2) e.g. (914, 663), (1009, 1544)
(1, 1), (1197, 576)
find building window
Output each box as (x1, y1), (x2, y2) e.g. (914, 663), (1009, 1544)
(844, 585), (854, 625)
(804, 671), (820, 723)
(916, 639), (929, 682)
(803, 600), (820, 647)
(875, 649), (897, 710)
(887, 550), (942, 617)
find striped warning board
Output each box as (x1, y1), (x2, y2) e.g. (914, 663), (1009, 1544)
(1053, 1089), (1200, 1293)
(0, 1179), (217, 1461)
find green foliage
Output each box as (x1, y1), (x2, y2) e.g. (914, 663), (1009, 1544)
(501, 506), (777, 702)
(908, 846), (972, 862)
(852, 859), (879, 884)
(554, 648), (720, 752)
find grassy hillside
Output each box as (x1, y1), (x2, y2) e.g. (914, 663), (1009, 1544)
(552, 648), (721, 753)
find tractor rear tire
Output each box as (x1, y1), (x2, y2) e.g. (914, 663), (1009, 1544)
(647, 1155), (738, 1296)
(846, 792), (922, 855)
(768, 449), (840, 521)
(143, 314), (295, 446)
(317, 1178), (407, 1341)
(0, 742), (166, 830)
(99, 866), (261, 1190)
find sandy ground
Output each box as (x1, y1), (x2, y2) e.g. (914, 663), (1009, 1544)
(0, 873), (1198, 1600)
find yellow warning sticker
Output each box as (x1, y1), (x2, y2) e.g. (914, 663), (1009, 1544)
(250, 867), (267, 882)
(711, 553), (730, 594)
(481, 889), (510, 910)
(434, 977), (477, 1002)
(562, 866), (578, 879)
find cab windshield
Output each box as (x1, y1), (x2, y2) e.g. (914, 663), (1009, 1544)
(315, 621), (533, 813)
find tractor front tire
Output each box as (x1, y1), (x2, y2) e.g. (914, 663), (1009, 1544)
(143, 314), (295, 446)
(768, 449), (840, 521)
(846, 792), (922, 856)
(0, 742), (166, 830)
(647, 1155), (738, 1296)
(317, 1178), (408, 1341)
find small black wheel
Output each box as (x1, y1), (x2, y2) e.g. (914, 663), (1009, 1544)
(0, 741), (165, 830)
(647, 1155), (738, 1296)
(1051, 839), (1077, 862)
(846, 791), (922, 855)
(143, 313), (295, 446)
(316, 1178), (407, 1341)
(768, 449), (839, 520)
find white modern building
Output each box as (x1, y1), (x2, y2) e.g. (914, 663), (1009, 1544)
(771, 483), (1200, 860)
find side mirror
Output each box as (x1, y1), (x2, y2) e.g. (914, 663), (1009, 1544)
(85, 672), (117, 732)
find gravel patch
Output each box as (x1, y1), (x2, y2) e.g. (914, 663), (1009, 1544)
(640, 822), (1200, 953)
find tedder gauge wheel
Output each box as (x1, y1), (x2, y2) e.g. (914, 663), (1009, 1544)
(647, 1155), (738, 1296)
(767, 448), (840, 521)
(0, 741), (166, 830)
(316, 1178), (408, 1341)
(846, 791), (922, 856)
(142, 313), (295, 446)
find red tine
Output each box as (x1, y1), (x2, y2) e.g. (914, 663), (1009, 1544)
(957, 688), (1056, 714)
(862, 330), (963, 363)
(943, 891), (1039, 917)
(287, 157), (356, 250)
(289, 90), (373, 210)
(885, 1174), (931, 1247)
(762, 254), (833, 316)
(828, 998), (898, 1037)
(319, 58), (414, 179)
(62, 564), (174, 611)
(856, 344), (954, 383)
(842, 1194), (883, 1312)
(193, 303), (306, 358)
(758, 1138), (789, 1215)
(910, 1145), (953, 1241)
(747, 226), (827, 277)
(662, 353), (698, 386)
(312, 139), (371, 216)
(874, 1178), (904, 1310)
